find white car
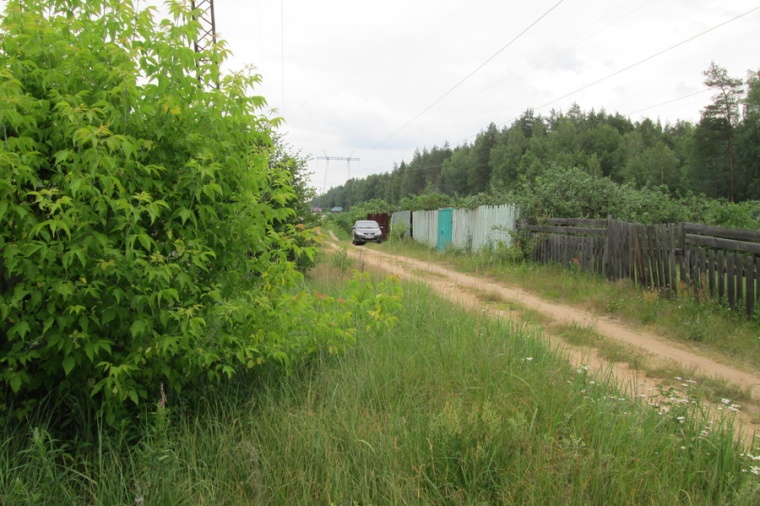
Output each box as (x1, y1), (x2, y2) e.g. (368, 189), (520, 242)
(352, 220), (383, 245)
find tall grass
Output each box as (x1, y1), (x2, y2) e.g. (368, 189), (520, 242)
(1, 269), (759, 504)
(381, 237), (760, 371)
(243, 278), (758, 504)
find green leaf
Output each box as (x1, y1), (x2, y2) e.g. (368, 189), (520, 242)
(10, 321), (30, 339)
(62, 355), (76, 376)
(177, 207), (194, 225)
(159, 309), (170, 328)
(102, 308), (116, 325)
(130, 319), (148, 338)
(54, 282), (75, 298)
(221, 365), (235, 379)
(9, 374), (22, 393)
(53, 149), (72, 166)
(137, 233), (153, 251)
(127, 389), (139, 405)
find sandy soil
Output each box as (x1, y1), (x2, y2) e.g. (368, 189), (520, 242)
(328, 234), (760, 447)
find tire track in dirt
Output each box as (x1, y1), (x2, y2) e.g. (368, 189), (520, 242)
(328, 234), (760, 447)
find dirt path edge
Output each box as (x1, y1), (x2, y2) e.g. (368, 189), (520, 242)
(327, 235), (760, 447)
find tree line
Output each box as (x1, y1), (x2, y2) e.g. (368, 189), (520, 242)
(314, 63), (760, 221)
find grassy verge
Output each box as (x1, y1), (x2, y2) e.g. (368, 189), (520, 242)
(376, 237), (760, 374)
(3, 259), (758, 504)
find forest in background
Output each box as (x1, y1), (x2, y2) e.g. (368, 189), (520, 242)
(313, 63), (760, 227)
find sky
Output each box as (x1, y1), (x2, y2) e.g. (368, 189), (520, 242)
(9, 0), (759, 193)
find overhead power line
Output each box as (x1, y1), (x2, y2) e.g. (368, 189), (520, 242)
(441, 0), (655, 124)
(377, 0), (465, 104)
(360, 0), (566, 160)
(533, 5), (760, 113)
(455, 4), (760, 144)
(624, 89), (710, 117)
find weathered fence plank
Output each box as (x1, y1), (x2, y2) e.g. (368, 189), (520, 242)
(748, 256), (755, 317)
(684, 223), (760, 242)
(707, 249), (716, 300)
(726, 252), (733, 303)
(516, 217), (760, 317)
(686, 234), (760, 256)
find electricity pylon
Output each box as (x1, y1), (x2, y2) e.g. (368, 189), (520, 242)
(190, 0), (218, 87)
(191, 0), (217, 54)
(317, 152), (359, 192)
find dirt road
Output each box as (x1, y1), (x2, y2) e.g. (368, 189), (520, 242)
(328, 235), (760, 446)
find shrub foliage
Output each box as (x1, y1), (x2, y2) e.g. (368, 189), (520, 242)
(0, 0), (400, 427)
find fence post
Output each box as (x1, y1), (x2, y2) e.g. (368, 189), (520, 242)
(604, 214), (612, 279)
(678, 223), (686, 297)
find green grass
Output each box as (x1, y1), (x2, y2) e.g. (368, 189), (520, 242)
(3, 265), (759, 504)
(551, 322), (605, 347)
(379, 238), (760, 373)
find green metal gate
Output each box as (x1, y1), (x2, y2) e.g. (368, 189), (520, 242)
(436, 207), (453, 250)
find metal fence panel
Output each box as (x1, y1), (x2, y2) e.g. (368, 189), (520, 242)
(407, 204), (519, 251)
(477, 204), (519, 250)
(391, 210), (412, 238)
(411, 210), (438, 248)
(452, 204), (519, 251)
(452, 208), (474, 250)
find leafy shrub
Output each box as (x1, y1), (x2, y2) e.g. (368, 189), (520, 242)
(388, 222), (410, 243)
(397, 193), (454, 211)
(0, 0), (399, 429)
(507, 164), (760, 228)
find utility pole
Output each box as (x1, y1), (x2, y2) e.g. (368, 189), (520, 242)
(190, 0), (218, 87)
(191, 0), (217, 53)
(317, 152), (359, 192)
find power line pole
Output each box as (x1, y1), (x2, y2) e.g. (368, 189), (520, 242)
(317, 152), (359, 192)
(190, 0), (218, 87)
(191, 0), (217, 53)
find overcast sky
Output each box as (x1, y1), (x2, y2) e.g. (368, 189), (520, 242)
(30, 0), (760, 192)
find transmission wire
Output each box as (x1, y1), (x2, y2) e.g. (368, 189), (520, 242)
(533, 5), (760, 113)
(360, 0), (567, 159)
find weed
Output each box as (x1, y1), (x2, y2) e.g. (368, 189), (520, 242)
(330, 247), (353, 273)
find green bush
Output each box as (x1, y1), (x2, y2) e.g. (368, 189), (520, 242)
(0, 0), (397, 429)
(507, 164), (760, 228)
(397, 192), (454, 211)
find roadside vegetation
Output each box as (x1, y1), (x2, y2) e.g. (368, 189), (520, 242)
(3, 0), (760, 503)
(370, 233), (760, 404)
(0, 0), (372, 432)
(3, 257), (759, 504)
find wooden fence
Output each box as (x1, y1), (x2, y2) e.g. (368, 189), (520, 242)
(517, 218), (760, 317)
